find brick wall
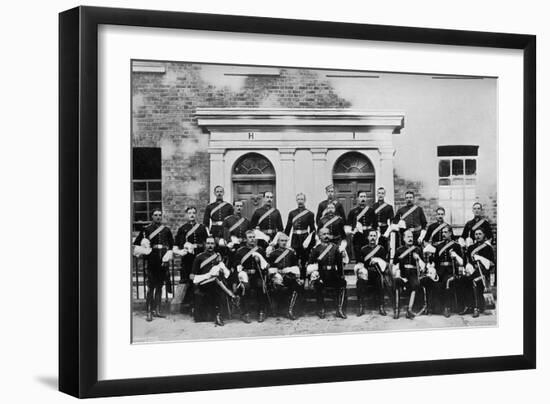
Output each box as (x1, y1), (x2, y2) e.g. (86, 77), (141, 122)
(132, 63), (350, 231)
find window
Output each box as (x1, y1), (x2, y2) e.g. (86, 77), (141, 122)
(133, 147), (161, 232)
(437, 146), (478, 226)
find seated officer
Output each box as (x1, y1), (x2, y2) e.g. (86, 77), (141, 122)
(392, 229), (426, 319)
(459, 227), (495, 318)
(232, 230), (270, 323)
(318, 202), (347, 245)
(356, 229), (390, 317)
(267, 233), (302, 320)
(307, 227), (347, 319)
(433, 225), (464, 317)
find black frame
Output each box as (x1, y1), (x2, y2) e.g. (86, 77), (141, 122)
(59, 6), (536, 398)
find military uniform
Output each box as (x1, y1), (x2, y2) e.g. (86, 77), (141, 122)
(372, 200), (394, 248)
(250, 205), (283, 242)
(461, 216), (493, 241)
(316, 199), (346, 226)
(133, 223), (174, 318)
(174, 221), (208, 283)
(347, 204), (376, 259)
(318, 213), (347, 244)
(232, 245), (269, 320)
(459, 241), (495, 315)
(308, 242), (347, 318)
(433, 239), (463, 315)
(393, 244), (423, 318)
(358, 244), (389, 315)
(284, 207), (316, 278)
(191, 251), (225, 322)
(393, 204), (427, 244)
(222, 214), (251, 245)
(267, 247), (302, 319)
(425, 221), (452, 246)
(203, 200), (234, 239)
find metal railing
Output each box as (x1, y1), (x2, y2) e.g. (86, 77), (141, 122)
(132, 256), (179, 302)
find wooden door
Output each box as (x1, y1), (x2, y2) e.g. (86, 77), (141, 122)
(233, 181), (276, 220)
(334, 180), (375, 215)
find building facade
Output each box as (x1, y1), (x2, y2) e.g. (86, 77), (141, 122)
(131, 61), (497, 236)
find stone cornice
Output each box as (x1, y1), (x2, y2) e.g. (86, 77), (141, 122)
(196, 108), (405, 133)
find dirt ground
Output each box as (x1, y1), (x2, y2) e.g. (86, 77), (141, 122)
(132, 308), (497, 343)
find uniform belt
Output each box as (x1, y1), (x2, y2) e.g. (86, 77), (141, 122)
(322, 265), (335, 270)
(403, 264), (416, 269)
(212, 221), (223, 226)
(439, 262), (452, 266)
(409, 226), (422, 232)
(263, 229), (275, 234)
(152, 244), (166, 249)
(294, 229), (309, 235)
(378, 222), (387, 227)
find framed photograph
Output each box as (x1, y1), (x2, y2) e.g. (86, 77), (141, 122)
(59, 6), (536, 398)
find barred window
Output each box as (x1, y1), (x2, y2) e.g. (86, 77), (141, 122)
(437, 146), (478, 226)
(133, 147), (162, 232)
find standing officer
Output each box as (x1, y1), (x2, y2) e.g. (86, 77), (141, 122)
(433, 225), (463, 317)
(460, 202), (494, 246)
(372, 187), (394, 248)
(316, 184), (346, 226)
(250, 191), (283, 244)
(357, 229), (390, 316)
(392, 229), (426, 319)
(233, 230), (270, 323)
(174, 206), (208, 285)
(284, 193), (316, 279)
(425, 207), (452, 246)
(308, 227), (347, 319)
(203, 185), (234, 242)
(133, 209), (174, 322)
(319, 202), (347, 245)
(347, 190), (377, 260)
(267, 233), (302, 320)
(459, 227), (495, 317)
(222, 200), (251, 248)
(191, 236), (229, 326)
(393, 191), (428, 245)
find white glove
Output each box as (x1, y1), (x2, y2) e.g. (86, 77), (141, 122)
(458, 238), (466, 248)
(339, 239), (348, 253)
(218, 238), (226, 247)
(354, 262), (365, 275)
(357, 267), (369, 281)
(344, 225), (353, 235)
(237, 271), (249, 283)
(268, 267), (279, 275)
(162, 250), (174, 263)
(140, 238), (151, 248)
(266, 245), (275, 257)
(465, 263), (475, 276)
(355, 222), (364, 234)
(418, 229), (427, 243)
(423, 244), (436, 254)
(208, 265), (221, 277)
(272, 272), (284, 286)
(236, 264), (244, 273)
(282, 266), (301, 277)
(465, 237), (474, 247)
(398, 220), (407, 229)
(371, 257), (388, 272)
(309, 270), (320, 281)
(306, 263), (319, 276)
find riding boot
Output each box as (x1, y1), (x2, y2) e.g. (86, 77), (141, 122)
(406, 291), (416, 319)
(393, 289), (400, 319)
(357, 296), (365, 317)
(215, 312), (224, 326)
(153, 290), (166, 318)
(336, 288), (347, 319)
(443, 307), (451, 318)
(288, 291), (298, 320)
(146, 302), (153, 322)
(258, 311), (266, 323)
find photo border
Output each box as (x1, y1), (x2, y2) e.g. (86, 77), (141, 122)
(59, 6), (536, 398)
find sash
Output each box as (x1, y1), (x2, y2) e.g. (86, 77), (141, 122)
(148, 225), (165, 241)
(398, 246), (416, 260)
(356, 205), (370, 221)
(229, 217), (245, 233)
(199, 253), (218, 269)
(210, 201), (228, 218)
(374, 202), (388, 215)
(429, 223), (447, 242)
(240, 246), (259, 265)
(438, 240), (455, 256)
(292, 209), (310, 224)
(185, 223), (200, 240)
(363, 245), (381, 263)
(322, 215), (339, 230)
(318, 244), (334, 262)
(274, 248), (290, 264)
(470, 242), (488, 258)
(400, 205), (418, 221)
(471, 218), (487, 231)
(258, 208), (275, 226)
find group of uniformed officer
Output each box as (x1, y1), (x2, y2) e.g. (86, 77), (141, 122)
(133, 184), (496, 326)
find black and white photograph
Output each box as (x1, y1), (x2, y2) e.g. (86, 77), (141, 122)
(131, 60), (498, 343)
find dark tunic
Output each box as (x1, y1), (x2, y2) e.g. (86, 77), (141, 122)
(425, 221), (452, 245)
(393, 204), (428, 232)
(284, 207), (316, 250)
(372, 200), (394, 234)
(174, 222), (208, 251)
(203, 200), (234, 238)
(318, 213), (346, 244)
(316, 199), (346, 226)
(434, 239), (463, 277)
(308, 243), (343, 274)
(461, 217), (493, 241)
(133, 223), (174, 281)
(233, 245), (267, 273)
(192, 251), (220, 277)
(250, 205), (283, 239)
(268, 247), (299, 270)
(359, 244), (388, 268)
(222, 214), (251, 243)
